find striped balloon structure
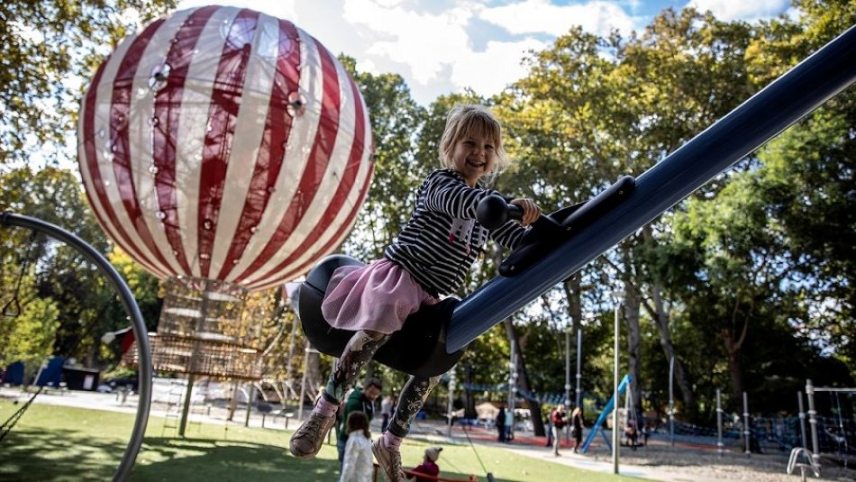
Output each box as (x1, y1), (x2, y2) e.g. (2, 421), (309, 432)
(78, 6), (373, 419)
(78, 5), (374, 292)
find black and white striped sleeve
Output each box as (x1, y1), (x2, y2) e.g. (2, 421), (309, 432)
(490, 220), (526, 250)
(422, 170), (496, 219)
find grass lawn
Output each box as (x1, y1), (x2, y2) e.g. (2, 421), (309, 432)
(0, 402), (637, 481)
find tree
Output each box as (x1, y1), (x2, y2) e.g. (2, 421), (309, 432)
(655, 166), (854, 410)
(753, 112), (856, 373)
(496, 8), (756, 420)
(0, 297), (61, 381)
(0, 166), (164, 369)
(338, 56), (427, 261)
(0, 0), (175, 165)
(746, 0), (856, 374)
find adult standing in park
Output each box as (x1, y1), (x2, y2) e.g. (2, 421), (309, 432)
(504, 406), (514, 441)
(381, 395), (394, 433)
(495, 404), (507, 442)
(571, 406), (585, 453)
(544, 408), (554, 447)
(551, 404), (568, 456)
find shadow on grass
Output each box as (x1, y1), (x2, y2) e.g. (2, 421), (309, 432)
(0, 427), (485, 482)
(0, 425), (339, 482)
(135, 437), (487, 482)
(131, 436), (340, 482)
(1, 426), (123, 481)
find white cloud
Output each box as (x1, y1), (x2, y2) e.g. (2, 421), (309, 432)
(173, 0), (789, 105)
(480, 0), (639, 38)
(343, 0), (476, 86)
(688, 0), (790, 22)
(338, 0), (641, 100)
(451, 38), (548, 95)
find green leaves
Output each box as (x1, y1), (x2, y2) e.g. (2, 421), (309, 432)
(0, 296), (61, 373)
(0, 0), (176, 165)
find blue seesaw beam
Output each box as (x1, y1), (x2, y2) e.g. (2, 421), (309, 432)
(446, 25), (856, 354)
(580, 374), (632, 454)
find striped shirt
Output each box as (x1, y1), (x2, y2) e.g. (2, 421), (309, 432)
(385, 169), (525, 296)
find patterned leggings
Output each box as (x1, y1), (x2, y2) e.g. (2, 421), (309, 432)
(323, 330), (441, 438)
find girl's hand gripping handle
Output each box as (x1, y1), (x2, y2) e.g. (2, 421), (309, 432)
(477, 195), (541, 229)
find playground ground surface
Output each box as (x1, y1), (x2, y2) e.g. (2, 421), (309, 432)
(1, 385), (854, 482)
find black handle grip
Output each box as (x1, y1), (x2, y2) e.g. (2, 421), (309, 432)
(477, 195), (522, 230)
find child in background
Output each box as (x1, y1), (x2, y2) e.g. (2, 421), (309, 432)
(290, 104), (540, 482)
(408, 447), (443, 482)
(339, 411), (373, 482)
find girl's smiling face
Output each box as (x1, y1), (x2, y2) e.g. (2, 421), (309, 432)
(450, 130), (496, 187)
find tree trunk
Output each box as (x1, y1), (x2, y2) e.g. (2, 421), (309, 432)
(648, 283), (698, 419)
(562, 274), (583, 334)
(722, 320), (749, 405)
(561, 274), (583, 408)
(725, 346), (745, 406)
(463, 364), (476, 419)
(502, 318), (546, 437)
(281, 313), (300, 401)
(636, 227), (698, 419)
(305, 349), (322, 403)
(227, 380), (239, 421)
(623, 283), (643, 425)
(722, 297), (751, 408)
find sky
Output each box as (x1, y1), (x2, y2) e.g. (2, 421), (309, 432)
(173, 0), (793, 105)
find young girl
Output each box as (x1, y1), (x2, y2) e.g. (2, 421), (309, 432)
(408, 446), (443, 482)
(339, 411), (373, 482)
(289, 104), (540, 482)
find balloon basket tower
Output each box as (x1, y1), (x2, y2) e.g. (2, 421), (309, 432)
(124, 277), (263, 436)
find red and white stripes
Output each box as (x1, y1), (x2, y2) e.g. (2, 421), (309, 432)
(78, 6), (373, 291)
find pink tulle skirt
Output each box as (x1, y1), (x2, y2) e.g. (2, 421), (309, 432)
(321, 259), (438, 335)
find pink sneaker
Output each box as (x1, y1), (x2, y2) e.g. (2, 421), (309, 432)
(372, 436), (405, 481)
(288, 411), (336, 458)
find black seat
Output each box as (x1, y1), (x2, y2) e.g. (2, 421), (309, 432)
(296, 255), (466, 378)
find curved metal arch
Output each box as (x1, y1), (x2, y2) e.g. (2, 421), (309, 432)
(0, 213), (153, 482)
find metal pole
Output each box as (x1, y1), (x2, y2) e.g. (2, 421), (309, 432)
(297, 347), (311, 423)
(447, 369), (456, 437)
(613, 300), (620, 474)
(575, 328), (582, 409)
(244, 384), (255, 427)
(565, 325), (571, 407)
(807, 379), (820, 468)
(564, 325), (571, 441)
(446, 26), (856, 354)
(717, 388), (723, 456)
(798, 391), (807, 449)
(669, 356), (675, 447)
(178, 374), (195, 436)
(743, 391), (750, 457)
(508, 343), (517, 441)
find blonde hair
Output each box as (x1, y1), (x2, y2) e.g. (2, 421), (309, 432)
(438, 104), (510, 180)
